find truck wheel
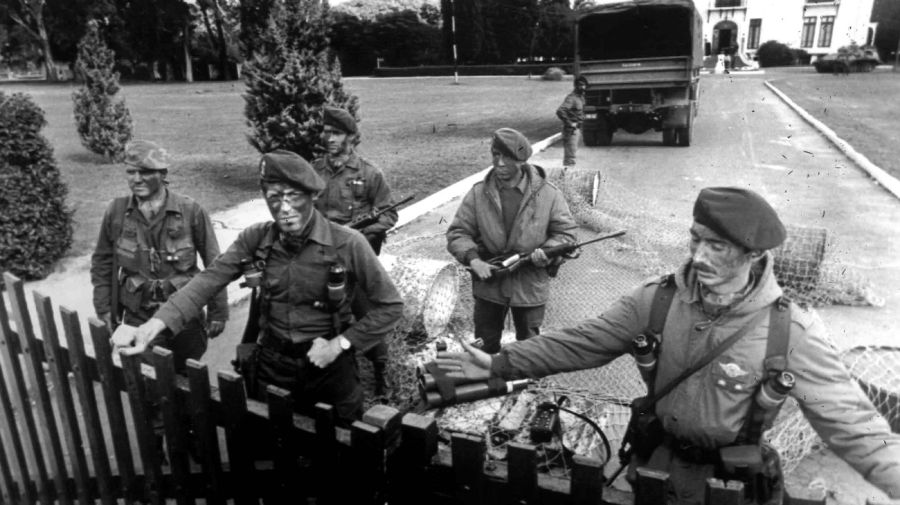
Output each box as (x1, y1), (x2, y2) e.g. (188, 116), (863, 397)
(677, 124), (691, 147)
(596, 121), (613, 146)
(662, 128), (676, 146)
(583, 129), (599, 147)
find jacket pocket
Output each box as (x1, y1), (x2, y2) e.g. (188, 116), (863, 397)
(121, 275), (147, 313)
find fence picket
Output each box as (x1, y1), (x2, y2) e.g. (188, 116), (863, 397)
(705, 478), (744, 505)
(0, 348), (28, 505)
(389, 413), (438, 505)
(451, 433), (485, 505)
(569, 455), (605, 505)
(60, 308), (116, 505)
(217, 371), (257, 505)
(120, 351), (164, 505)
(350, 418), (386, 505)
(634, 466), (668, 505)
(153, 348), (191, 505)
(312, 403), (338, 505)
(266, 386), (298, 501)
(0, 296), (51, 504)
(88, 320), (139, 502)
(506, 442), (537, 504)
(186, 360), (224, 505)
(4, 275), (70, 504)
(33, 294), (91, 505)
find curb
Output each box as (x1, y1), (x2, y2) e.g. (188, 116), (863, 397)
(764, 80), (900, 201)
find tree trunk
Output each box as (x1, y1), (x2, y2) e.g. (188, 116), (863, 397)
(12, 0), (57, 81)
(184, 15), (194, 82)
(210, 0), (232, 80)
(198, 3), (219, 78)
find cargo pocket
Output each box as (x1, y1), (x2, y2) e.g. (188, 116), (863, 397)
(121, 276), (147, 313)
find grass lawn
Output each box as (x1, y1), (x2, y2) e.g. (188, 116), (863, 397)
(2, 76), (570, 258)
(765, 67), (900, 181)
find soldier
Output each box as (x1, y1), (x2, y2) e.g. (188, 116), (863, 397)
(446, 128), (577, 354)
(556, 76), (587, 168)
(91, 140), (227, 370)
(122, 150), (403, 423)
(437, 187), (900, 504)
(313, 105), (398, 397)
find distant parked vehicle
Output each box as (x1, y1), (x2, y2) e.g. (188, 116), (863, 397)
(814, 45), (881, 73)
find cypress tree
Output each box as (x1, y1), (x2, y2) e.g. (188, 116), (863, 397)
(0, 92), (74, 283)
(243, 0), (359, 160)
(72, 20), (134, 161)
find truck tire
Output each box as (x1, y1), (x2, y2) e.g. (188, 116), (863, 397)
(677, 123), (692, 147)
(662, 128), (676, 146)
(596, 120), (613, 146)
(583, 129), (600, 147)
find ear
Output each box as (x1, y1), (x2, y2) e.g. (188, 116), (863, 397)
(747, 249), (765, 262)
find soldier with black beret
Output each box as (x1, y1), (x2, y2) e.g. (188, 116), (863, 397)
(313, 105), (401, 397)
(446, 127), (577, 354)
(438, 187), (900, 503)
(124, 149), (404, 423)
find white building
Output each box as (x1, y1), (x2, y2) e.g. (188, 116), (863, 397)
(698, 0), (878, 61)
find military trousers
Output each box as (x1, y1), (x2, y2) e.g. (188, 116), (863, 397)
(473, 297), (545, 354)
(562, 126), (580, 167)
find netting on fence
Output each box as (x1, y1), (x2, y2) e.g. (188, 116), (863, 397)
(379, 167), (891, 480)
(841, 346), (900, 434)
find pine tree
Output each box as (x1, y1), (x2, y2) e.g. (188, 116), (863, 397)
(0, 92), (74, 283)
(72, 20), (133, 161)
(242, 0), (359, 160)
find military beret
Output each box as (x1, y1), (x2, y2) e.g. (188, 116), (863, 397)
(693, 187), (786, 250)
(124, 140), (170, 170)
(323, 106), (357, 134)
(491, 128), (532, 162)
(259, 149), (325, 193)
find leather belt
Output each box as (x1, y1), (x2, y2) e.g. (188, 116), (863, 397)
(663, 434), (720, 465)
(259, 333), (315, 359)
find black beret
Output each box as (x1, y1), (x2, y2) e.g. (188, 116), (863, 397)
(693, 187), (786, 250)
(491, 128), (532, 162)
(259, 150), (325, 193)
(323, 106), (357, 134)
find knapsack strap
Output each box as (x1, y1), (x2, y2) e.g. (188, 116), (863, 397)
(647, 274), (676, 337)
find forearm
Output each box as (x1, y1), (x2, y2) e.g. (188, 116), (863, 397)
(342, 300), (403, 352)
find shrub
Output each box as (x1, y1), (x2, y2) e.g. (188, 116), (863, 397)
(542, 67), (565, 81)
(756, 40), (796, 68)
(243, 0), (359, 160)
(72, 20), (133, 161)
(0, 92), (74, 283)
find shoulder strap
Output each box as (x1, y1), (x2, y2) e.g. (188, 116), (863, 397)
(647, 274), (677, 337)
(109, 196), (131, 241)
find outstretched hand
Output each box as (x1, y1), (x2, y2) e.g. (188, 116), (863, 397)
(434, 338), (493, 382)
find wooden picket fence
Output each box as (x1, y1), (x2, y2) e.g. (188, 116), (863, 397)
(0, 271), (844, 505)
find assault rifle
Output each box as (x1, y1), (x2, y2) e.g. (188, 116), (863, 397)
(348, 195), (414, 230)
(469, 229), (626, 280)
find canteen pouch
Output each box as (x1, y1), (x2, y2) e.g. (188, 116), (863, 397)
(718, 443), (784, 505)
(233, 342), (260, 399)
(629, 396), (665, 460)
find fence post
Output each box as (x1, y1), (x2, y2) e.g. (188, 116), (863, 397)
(4, 274), (70, 504)
(88, 319), (139, 502)
(152, 348), (191, 505)
(570, 455), (605, 505)
(0, 288), (48, 504)
(785, 485), (827, 505)
(61, 308), (116, 505)
(217, 370), (258, 505)
(389, 413), (438, 505)
(34, 293), (92, 505)
(0, 338), (27, 505)
(266, 385), (299, 501)
(451, 433), (485, 505)
(186, 360), (225, 505)
(634, 466), (669, 505)
(705, 478), (743, 505)
(313, 403), (338, 505)
(121, 351), (164, 505)
(506, 442), (538, 504)
(352, 405), (401, 505)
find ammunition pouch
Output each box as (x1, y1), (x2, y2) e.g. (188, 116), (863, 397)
(626, 396), (665, 461)
(121, 275), (147, 313)
(718, 443), (784, 505)
(232, 342), (260, 399)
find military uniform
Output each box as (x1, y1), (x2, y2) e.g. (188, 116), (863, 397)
(556, 80), (586, 167)
(447, 128), (577, 353)
(91, 150), (227, 372)
(153, 151), (403, 421)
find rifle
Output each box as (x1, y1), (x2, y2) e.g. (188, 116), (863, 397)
(469, 229), (626, 280)
(348, 195), (414, 230)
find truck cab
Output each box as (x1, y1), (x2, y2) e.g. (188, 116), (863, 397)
(575, 0), (703, 146)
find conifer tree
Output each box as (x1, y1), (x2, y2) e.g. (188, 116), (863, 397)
(0, 92), (74, 283)
(243, 0), (359, 160)
(72, 20), (133, 161)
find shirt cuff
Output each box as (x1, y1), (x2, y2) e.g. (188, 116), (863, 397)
(490, 352), (516, 380)
(464, 249), (480, 266)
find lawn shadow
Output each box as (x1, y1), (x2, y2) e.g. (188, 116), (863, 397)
(64, 150), (115, 165)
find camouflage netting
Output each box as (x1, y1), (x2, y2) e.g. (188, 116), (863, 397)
(841, 346), (900, 434)
(374, 167), (889, 481)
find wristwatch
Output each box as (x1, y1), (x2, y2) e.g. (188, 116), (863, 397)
(337, 335), (352, 351)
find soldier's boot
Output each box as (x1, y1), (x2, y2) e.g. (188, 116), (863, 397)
(373, 362), (389, 398)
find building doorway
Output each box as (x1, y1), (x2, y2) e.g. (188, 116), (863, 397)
(713, 20), (738, 55)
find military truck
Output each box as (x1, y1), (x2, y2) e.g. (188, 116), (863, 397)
(574, 0), (703, 147)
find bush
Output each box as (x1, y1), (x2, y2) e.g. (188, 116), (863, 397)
(542, 67), (565, 81)
(72, 20), (133, 161)
(0, 92), (74, 283)
(756, 40), (796, 68)
(243, 0), (359, 160)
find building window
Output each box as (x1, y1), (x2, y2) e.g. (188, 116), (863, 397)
(714, 0), (743, 7)
(801, 17), (817, 48)
(818, 16), (835, 47)
(748, 19), (762, 49)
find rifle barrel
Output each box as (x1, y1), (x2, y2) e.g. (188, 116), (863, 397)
(574, 229), (626, 248)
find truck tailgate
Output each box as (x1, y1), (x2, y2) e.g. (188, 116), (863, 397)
(580, 57), (694, 89)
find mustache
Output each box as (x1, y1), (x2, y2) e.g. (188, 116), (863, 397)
(692, 261), (716, 274)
